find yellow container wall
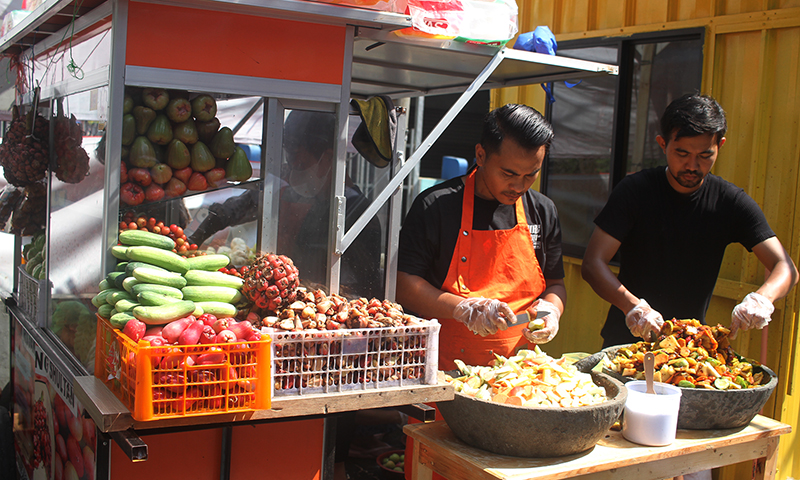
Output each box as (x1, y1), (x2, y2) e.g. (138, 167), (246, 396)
(493, 4), (800, 479)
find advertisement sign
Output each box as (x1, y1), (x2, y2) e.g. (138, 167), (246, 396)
(14, 319), (98, 480)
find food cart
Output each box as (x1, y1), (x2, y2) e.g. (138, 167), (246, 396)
(0, 0), (621, 478)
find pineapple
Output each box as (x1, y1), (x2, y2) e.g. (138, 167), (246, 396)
(242, 253), (300, 312)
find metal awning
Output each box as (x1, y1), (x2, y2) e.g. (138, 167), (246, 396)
(351, 27), (618, 99)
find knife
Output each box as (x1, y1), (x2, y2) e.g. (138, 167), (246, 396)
(506, 310), (548, 327)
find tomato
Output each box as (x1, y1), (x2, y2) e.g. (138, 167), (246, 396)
(174, 226), (184, 237)
(152, 226), (161, 234)
(119, 221), (128, 230)
(136, 217), (147, 228)
(128, 222), (137, 230)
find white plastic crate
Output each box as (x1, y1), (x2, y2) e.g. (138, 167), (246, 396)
(16, 266), (44, 322)
(269, 320), (440, 396)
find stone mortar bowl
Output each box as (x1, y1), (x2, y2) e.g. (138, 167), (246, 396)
(437, 371), (626, 458)
(597, 344), (778, 430)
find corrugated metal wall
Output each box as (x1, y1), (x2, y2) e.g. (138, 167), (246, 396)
(492, 3), (800, 479)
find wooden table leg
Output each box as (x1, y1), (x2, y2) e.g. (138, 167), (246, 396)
(753, 436), (780, 480)
(411, 441), (433, 480)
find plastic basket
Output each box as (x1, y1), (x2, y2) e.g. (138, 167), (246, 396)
(270, 320), (440, 396)
(16, 266), (44, 322)
(94, 315), (271, 421)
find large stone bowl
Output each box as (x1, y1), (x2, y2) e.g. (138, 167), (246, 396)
(599, 345), (778, 430)
(437, 371), (626, 458)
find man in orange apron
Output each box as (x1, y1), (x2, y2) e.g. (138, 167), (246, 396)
(396, 104), (567, 478)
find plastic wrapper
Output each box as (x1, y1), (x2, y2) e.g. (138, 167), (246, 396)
(0, 184), (23, 230)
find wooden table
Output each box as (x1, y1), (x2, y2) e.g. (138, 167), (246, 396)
(404, 414), (791, 480)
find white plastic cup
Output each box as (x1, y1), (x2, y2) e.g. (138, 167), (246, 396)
(622, 380), (682, 446)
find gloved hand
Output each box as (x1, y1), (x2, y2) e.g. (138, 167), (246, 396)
(522, 299), (561, 344)
(730, 292), (774, 339)
(625, 299), (664, 341)
(452, 297), (514, 337)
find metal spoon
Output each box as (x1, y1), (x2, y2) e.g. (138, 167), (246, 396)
(644, 352), (656, 395)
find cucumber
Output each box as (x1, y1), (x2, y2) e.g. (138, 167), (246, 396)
(106, 271), (126, 287)
(97, 303), (116, 319)
(110, 312), (136, 330)
(119, 229), (176, 251)
(126, 246), (189, 274)
(131, 283), (183, 299)
(116, 262), (129, 272)
(114, 298), (140, 313)
(122, 276), (141, 293)
(111, 245), (129, 260)
(181, 285), (242, 304)
(114, 273), (129, 290)
(184, 270), (244, 289)
(125, 261), (167, 277)
(137, 291), (182, 306)
(186, 254), (231, 271)
(193, 301), (236, 318)
(107, 290), (134, 306)
(132, 300), (196, 326)
(98, 279), (112, 291)
(91, 289), (115, 307)
(132, 266), (187, 289)
(30, 264), (42, 278)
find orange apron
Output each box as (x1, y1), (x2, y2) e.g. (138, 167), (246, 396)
(405, 169), (546, 479)
(437, 168), (547, 371)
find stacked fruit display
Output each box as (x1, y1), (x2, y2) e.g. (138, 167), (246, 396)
(118, 212), (199, 256)
(119, 87), (253, 206)
(94, 229), (269, 418)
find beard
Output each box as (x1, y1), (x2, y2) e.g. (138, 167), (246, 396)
(669, 168), (705, 189)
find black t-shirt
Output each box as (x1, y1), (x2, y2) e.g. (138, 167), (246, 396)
(398, 175), (565, 291)
(595, 167), (775, 346)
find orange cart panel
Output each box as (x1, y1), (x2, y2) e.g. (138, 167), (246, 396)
(126, 1), (346, 84)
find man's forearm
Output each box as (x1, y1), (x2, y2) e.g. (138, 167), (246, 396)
(581, 260), (639, 314)
(395, 272), (462, 320)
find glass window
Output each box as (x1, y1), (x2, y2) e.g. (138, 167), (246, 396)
(543, 30), (703, 257)
(48, 88), (109, 373)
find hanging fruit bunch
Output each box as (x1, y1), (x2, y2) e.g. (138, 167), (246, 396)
(10, 179), (47, 236)
(0, 184), (23, 231)
(53, 101), (91, 184)
(241, 253), (300, 313)
(0, 104), (50, 187)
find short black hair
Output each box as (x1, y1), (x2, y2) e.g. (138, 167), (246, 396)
(480, 104), (554, 157)
(283, 110), (336, 158)
(660, 93), (727, 145)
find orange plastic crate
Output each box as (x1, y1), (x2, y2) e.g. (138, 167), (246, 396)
(94, 315), (271, 421)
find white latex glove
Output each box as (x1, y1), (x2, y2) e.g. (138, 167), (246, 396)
(452, 297), (514, 337)
(625, 298), (664, 341)
(522, 299), (561, 344)
(730, 292), (774, 339)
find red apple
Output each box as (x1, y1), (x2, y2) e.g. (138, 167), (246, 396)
(65, 462), (79, 480)
(120, 182), (145, 206)
(54, 453), (64, 480)
(82, 417), (96, 448)
(149, 163), (173, 184)
(67, 412), (83, 442)
(56, 432), (68, 461)
(127, 167), (152, 187)
(145, 183), (165, 202)
(173, 166), (193, 184)
(83, 446), (95, 480)
(204, 167), (226, 186)
(187, 172), (208, 191)
(164, 178), (187, 198)
(67, 436), (85, 477)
